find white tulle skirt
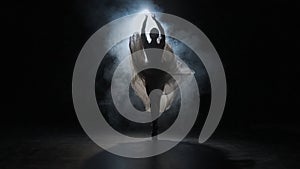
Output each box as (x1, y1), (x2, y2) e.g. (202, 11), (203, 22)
(129, 32), (194, 113)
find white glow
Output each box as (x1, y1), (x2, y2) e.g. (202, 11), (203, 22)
(140, 9), (150, 14)
(136, 9), (158, 43)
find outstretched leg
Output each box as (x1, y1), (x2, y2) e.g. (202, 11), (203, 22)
(149, 89), (163, 141)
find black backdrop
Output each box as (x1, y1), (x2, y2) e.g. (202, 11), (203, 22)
(4, 0), (299, 133)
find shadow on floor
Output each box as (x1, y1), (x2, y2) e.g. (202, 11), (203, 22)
(83, 141), (254, 169)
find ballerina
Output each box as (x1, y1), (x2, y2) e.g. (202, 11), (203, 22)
(129, 14), (193, 139)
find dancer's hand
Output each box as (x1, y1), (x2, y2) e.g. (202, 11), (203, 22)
(151, 14), (156, 19)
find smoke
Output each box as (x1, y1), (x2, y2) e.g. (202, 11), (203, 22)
(102, 0), (163, 21)
(89, 1), (211, 132)
(77, 0), (163, 30)
(93, 0), (210, 101)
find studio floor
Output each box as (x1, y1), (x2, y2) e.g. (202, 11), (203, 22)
(1, 126), (299, 169)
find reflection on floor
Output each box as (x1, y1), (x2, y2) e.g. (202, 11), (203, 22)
(83, 141), (243, 169)
(0, 128), (299, 169)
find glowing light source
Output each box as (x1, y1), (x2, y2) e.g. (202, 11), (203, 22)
(140, 9), (151, 14)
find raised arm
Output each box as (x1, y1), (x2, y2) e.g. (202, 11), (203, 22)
(152, 15), (165, 45)
(141, 15), (148, 44)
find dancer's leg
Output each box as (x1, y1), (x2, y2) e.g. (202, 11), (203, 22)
(149, 89), (162, 141)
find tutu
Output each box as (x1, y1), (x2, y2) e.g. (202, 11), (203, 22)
(129, 32), (194, 113)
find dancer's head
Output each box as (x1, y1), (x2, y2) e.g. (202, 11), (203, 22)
(150, 28), (159, 40)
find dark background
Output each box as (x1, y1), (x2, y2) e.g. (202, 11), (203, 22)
(4, 0), (299, 142)
(2, 0), (300, 169)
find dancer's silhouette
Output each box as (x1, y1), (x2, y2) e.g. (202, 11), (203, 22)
(129, 14), (193, 140)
